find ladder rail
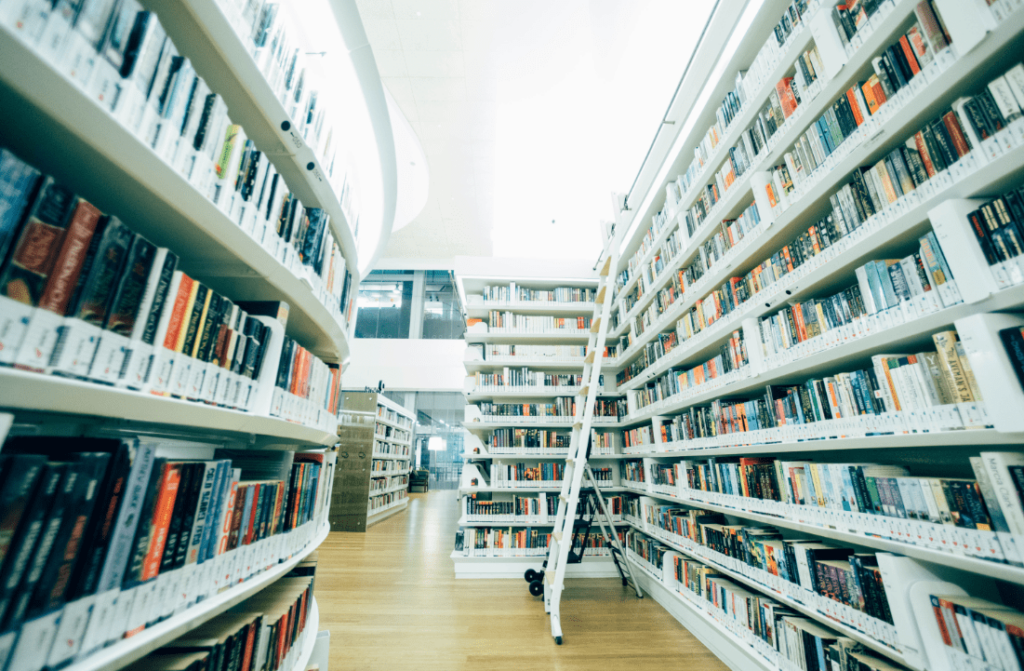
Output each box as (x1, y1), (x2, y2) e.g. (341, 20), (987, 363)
(543, 224), (631, 643)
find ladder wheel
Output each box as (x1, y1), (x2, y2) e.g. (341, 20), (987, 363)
(529, 580), (544, 597)
(555, 636), (563, 645)
(524, 569), (539, 583)
(621, 578), (628, 586)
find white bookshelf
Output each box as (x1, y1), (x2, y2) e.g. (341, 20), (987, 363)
(367, 394), (415, 525)
(592, 0), (1024, 668)
(455, 268), (639, 578)
(0, 0), (390, 666)
(65, 523), (328, 671)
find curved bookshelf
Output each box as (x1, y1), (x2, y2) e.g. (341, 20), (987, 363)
(290, 597), (320, 671)
(620, 283), (1024, 425)
(66, 522), (329, 671)
(0, 25), (349, 363)
(146, 0), (361, 283)
(465, 301), (596, 318)
(611, 2), (1024, 377)
(0, 368), (335, 447)
(464, 331), (593, 344)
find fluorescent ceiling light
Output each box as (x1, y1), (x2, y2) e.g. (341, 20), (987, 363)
(428, 437), (446, 451)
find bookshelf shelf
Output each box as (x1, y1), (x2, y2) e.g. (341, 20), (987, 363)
(465, 301), (596, 318)
(463, 452), (627, 460)
(620, 282), (1024, 425)
(463, 358), (591, 372)
(460, 486), (626, 495)
(66, 522), (329, 671)
(625, 520), (911, 667)
(464, 331), (593, 344)
(463, 420), (624, 432)
(0, 25), (350, 363)
(626, 486), (1024, 587)
(0, 368), (336, 447)
(456, 517), (626, 528)
(618, 428), (1024, 459)
(367, 497), (409, 525)
(143, 0), (361, 279)
(611, 2), (1024, 377)
(289, 597), (319, 671)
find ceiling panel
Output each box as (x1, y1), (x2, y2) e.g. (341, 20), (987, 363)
(358, 0), (718, 262)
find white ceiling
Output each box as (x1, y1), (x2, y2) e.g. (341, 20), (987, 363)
(357, 0), (716, 262)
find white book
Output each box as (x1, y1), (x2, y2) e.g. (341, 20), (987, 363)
(980, 452), (1024, 536)
(1003, 64), (1024, 113)
(987, 76), (1023, 123)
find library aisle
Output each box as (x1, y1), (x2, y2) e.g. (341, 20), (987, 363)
(317, 492), (728, 671)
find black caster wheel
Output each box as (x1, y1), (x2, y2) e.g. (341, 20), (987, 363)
(524, 569), (539, 583)
(621, 578), (628, 586)
(555, 636), (562, 645)
(529, 580), (544, 597)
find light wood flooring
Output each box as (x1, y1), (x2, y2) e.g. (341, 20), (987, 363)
(316, 491), (729, 670)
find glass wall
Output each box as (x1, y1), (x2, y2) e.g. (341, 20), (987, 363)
(355, 269), (464, 340)
(354, 270), (413, 338)
(378, 391), (466, 490)
(421, 270), (465, 340)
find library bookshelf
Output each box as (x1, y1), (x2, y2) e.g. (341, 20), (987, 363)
(333, 391), (414, 530)
(592, 0), (1024, 668)
(0, 0), (388, 667)
(456, 268), (633, 579)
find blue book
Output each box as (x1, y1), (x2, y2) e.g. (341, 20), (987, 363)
(0, 149), (42, 271)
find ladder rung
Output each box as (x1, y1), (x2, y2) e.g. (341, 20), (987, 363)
(599, 256), (611, 276)
(579, 386), (589, 397)
(590, 318), (601, 333)
(596, 286), (606, 304)
(553, 531), (563, 542)
(558, 494), (568, 502)
(585, 351), (595, 364)
(545, 571), (554, 585)
(573, 422), (582, 431)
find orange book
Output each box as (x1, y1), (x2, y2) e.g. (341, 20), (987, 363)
(792, 304), (808, 343)
(898, 35), (921, 76)
(861, 80), (880, 115)
(141, 463), (182, 581)
(845, 88), (864, 126)
(162, 274), (194, 350)
(942, 111), (971, 158)
(869, 78), (887, 108)
(913, 132), (937, 177)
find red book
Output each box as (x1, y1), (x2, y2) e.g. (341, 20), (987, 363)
(162, 274), (194, 349)
(776, 78), (799, 118)
(845, 89), (864, 126)
(141, 463), (182, 581)
(38, 200), (102, 315)
(942, 111), (971, 157)
(913, 131), (937, 177)
(244, 482), (261, 546)
(898, 35), (921, 75)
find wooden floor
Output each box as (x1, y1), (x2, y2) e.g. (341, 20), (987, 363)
(317, 491), (729, 670)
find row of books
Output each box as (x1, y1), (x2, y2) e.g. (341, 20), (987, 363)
(628, 505), (901, 650)
(370, 458), (408, 474)
(462, 493), (624, 523)
(124, 575), (317, 671)
(484, 312), (592, 333)
(625, 0), (812, 291)
(618, 201), (764, 355)
(371, 440), (410, 458)
(634, 328), (983, 447)
(625, 329), (749, 414)
(927, 592), (1024, 671)
(649, 448), (1024, 566)
(489, 462), (566, 487)
(478, 284), (596, 304)
(0, 3), (355, 323)
(368, 489), (406, 514)
(756, 233), (959, 363)
(373, 422), (411, 443)
(376, 405), (413, 429)
(661, 0), (819, 226)
(964, 184), (1024, 290)
(0, 438), (331, 670)
(615, 59), (984, 394)
(488, 428), (572, 450)
(474, 397), (627, 420)
(468, 370), (589, 390)
(368, 475), (408, 494)
(466, 343), (598, 362)
(214, 0), (355, 209)
(625, 534), (903, 671)
(610, 4), (970, 388)
(453, 527), (625, 559)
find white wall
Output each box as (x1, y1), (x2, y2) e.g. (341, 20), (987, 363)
(345, 338), (467, 391)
